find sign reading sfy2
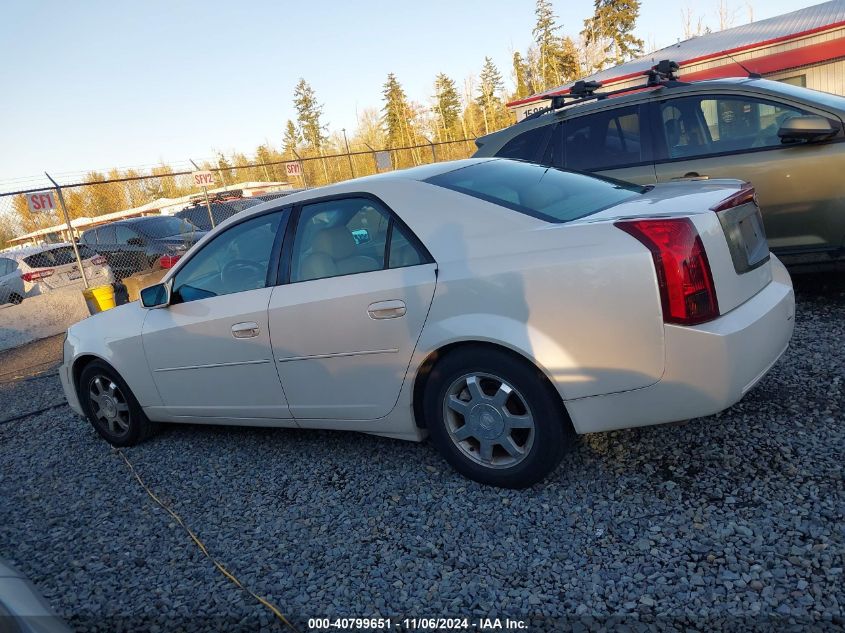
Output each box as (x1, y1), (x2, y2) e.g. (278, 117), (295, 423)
(192, 170), (215, 188)
(285, 162), (303, 177)
(26, 191), (56, 214)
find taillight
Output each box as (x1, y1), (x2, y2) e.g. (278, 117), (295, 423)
(711, 183), (756, 212)
(21, 269), (54, 282)
(615, 218), (719, 325)
(158, 254), (181, 269)
(90, 256), (107, 266)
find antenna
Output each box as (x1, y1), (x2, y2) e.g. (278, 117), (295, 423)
(726, 53), (761, 79)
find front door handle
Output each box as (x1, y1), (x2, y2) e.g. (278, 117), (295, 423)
(672, 172), (710, 180)
(368, 300), (406, 320)
(232, 322), (260, 338)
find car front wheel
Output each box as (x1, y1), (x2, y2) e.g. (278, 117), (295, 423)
(424, 347), (571, 488)
(78, 361), (156, 446)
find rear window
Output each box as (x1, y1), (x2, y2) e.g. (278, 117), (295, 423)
(425, 159), (645, 223)
(23, 245), (95, 268)
(135, 217), (198, 238)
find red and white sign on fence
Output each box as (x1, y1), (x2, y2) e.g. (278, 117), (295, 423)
(25, 191), (56, 214)
(285, 162), (303, 178)
(192, 170), (215, 188)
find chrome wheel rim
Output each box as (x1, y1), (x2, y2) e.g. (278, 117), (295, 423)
(443, 372), (535, 469)
(88, 375), (130, 436)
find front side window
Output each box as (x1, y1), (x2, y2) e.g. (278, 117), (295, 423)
(563, 106), (644, 171)
(496, 125), (552, 162)
(660, 95), (809, 158)
(426, 159), (645, 224)
(172, 211), (283, 303)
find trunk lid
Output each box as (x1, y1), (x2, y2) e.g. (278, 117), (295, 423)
(583, 179), (773, 315)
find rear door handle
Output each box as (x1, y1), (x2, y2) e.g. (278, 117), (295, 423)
(232, 322), (260, 338)
(368, 300), (406, 319)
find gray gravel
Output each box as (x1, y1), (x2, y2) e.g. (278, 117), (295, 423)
(0, 274), (843, 632)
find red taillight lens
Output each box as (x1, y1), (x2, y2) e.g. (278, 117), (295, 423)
(615, 218), (719, 325)
(158, 254), (181, 269)
(711, 183), (756, 212)
(90, 256), (106, 266)
(21, 269), (54, 282)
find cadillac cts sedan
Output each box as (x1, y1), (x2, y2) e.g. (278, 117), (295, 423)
(60, 159), (795, 487)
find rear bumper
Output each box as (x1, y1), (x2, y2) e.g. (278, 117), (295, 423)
(565, 258), (795, 434)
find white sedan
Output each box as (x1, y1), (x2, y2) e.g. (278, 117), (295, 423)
(59, 159), (794, 488)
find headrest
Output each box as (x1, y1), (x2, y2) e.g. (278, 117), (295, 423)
(311, 225), (356, 259)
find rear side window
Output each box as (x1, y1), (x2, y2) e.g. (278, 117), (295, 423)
(495, 125), (551, 162)
(97, 225), (116, 244)
(426, 159), (645, 223)
(562, 106), (644, 171)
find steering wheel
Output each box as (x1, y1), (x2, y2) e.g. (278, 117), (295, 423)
(221, 259), (266, 290)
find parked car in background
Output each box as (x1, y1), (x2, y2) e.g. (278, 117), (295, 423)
(1, 243), (113, 304)
(80, 216), (205, 280)
(61, 159), (794, 488)
(175, 201), (255, 231)
(0, 560), (72, 633)
(475, 73), (845, 269)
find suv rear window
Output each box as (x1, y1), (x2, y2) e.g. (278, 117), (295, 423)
(23, 245), (95, 268)
(425, 159), (645, 223)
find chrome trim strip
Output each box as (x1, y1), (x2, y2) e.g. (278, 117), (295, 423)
(154, 359), (272, 372)
(277, 348), (399, 363)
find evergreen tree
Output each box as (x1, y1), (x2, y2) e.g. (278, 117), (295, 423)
(282, 120), (300, 158)
(382, 73), (413, 149)
(432, 73), (462, 141)
(293, 79), (326, 151)
(583, 0), (643, 68)
(531, 0), (582, 90)
(512, 52), (531, 100)
(216, 153), (235, 185)
(476, 57), (505, 135)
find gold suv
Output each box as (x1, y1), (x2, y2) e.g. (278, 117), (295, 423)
(475, 73), (845, 268)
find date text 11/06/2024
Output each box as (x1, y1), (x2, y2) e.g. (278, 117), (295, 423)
(307, 617), (528, 630)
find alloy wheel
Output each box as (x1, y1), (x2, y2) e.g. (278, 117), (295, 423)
(88, 375), (131, 437)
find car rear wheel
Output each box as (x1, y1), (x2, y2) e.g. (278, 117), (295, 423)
(78, 361), (156, 446)
(424, 347), (571, 488)
(9, 293), (23, 305)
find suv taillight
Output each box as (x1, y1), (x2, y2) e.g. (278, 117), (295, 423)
(158, 254), (181, 269)
(710, 183), (756, 212)
(90, 255), (107, 266)
(615, 218), (719, 326)
(21, 269), (54, 282)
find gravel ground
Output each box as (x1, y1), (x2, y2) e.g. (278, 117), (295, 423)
(0, 274), (842, 632)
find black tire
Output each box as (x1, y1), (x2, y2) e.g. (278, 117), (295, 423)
(424, 346), (572, 489)
(78, 360), (157, 446)
(9, 293), (23, 305)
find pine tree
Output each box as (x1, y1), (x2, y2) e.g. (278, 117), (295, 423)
(432, 73), (462, 141)
(533, 0), (564, 89)
(382, 73), (413, 149)
(476, 57), (505, 135)
(583, 0), (644, 68)
(216, 153), (235, 185)
(512, 52), (531, 100)
(282, 120), (300, 158)
(293, 79), (326, 151)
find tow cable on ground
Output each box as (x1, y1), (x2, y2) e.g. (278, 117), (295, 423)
(115, 448), (300, 632)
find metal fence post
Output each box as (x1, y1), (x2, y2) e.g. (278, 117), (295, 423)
(189, 159), (216, 229)
(342, 128), (355, 178)
(44, 172), (89, 288)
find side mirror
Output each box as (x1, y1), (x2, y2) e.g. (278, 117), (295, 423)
(778, 115), (838, 142)
(140, 281), (171, 308)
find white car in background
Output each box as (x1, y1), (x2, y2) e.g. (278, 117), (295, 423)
(0, 243), (114, 306)
(59, 159), (794, 488)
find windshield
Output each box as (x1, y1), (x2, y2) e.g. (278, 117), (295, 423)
(425, 159), (645, 223)
(136, 216), (199, 238)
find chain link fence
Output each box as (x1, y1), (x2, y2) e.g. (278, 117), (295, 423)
(0, 138), (478, 349)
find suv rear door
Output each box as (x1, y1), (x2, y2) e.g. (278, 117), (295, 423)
(548, 104), (657, 184)
(650, 91), (845, 260)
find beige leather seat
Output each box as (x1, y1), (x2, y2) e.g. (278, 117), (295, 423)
(299, 225), (380, 281)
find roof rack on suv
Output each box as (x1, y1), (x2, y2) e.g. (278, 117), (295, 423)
(524, 59), (687, 121)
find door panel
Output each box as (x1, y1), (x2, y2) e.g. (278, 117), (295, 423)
(142, 287), (291, 418)
(268, 264), (436, 420)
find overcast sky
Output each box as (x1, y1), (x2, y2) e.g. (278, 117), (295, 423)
(0, 0), (810, 187)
